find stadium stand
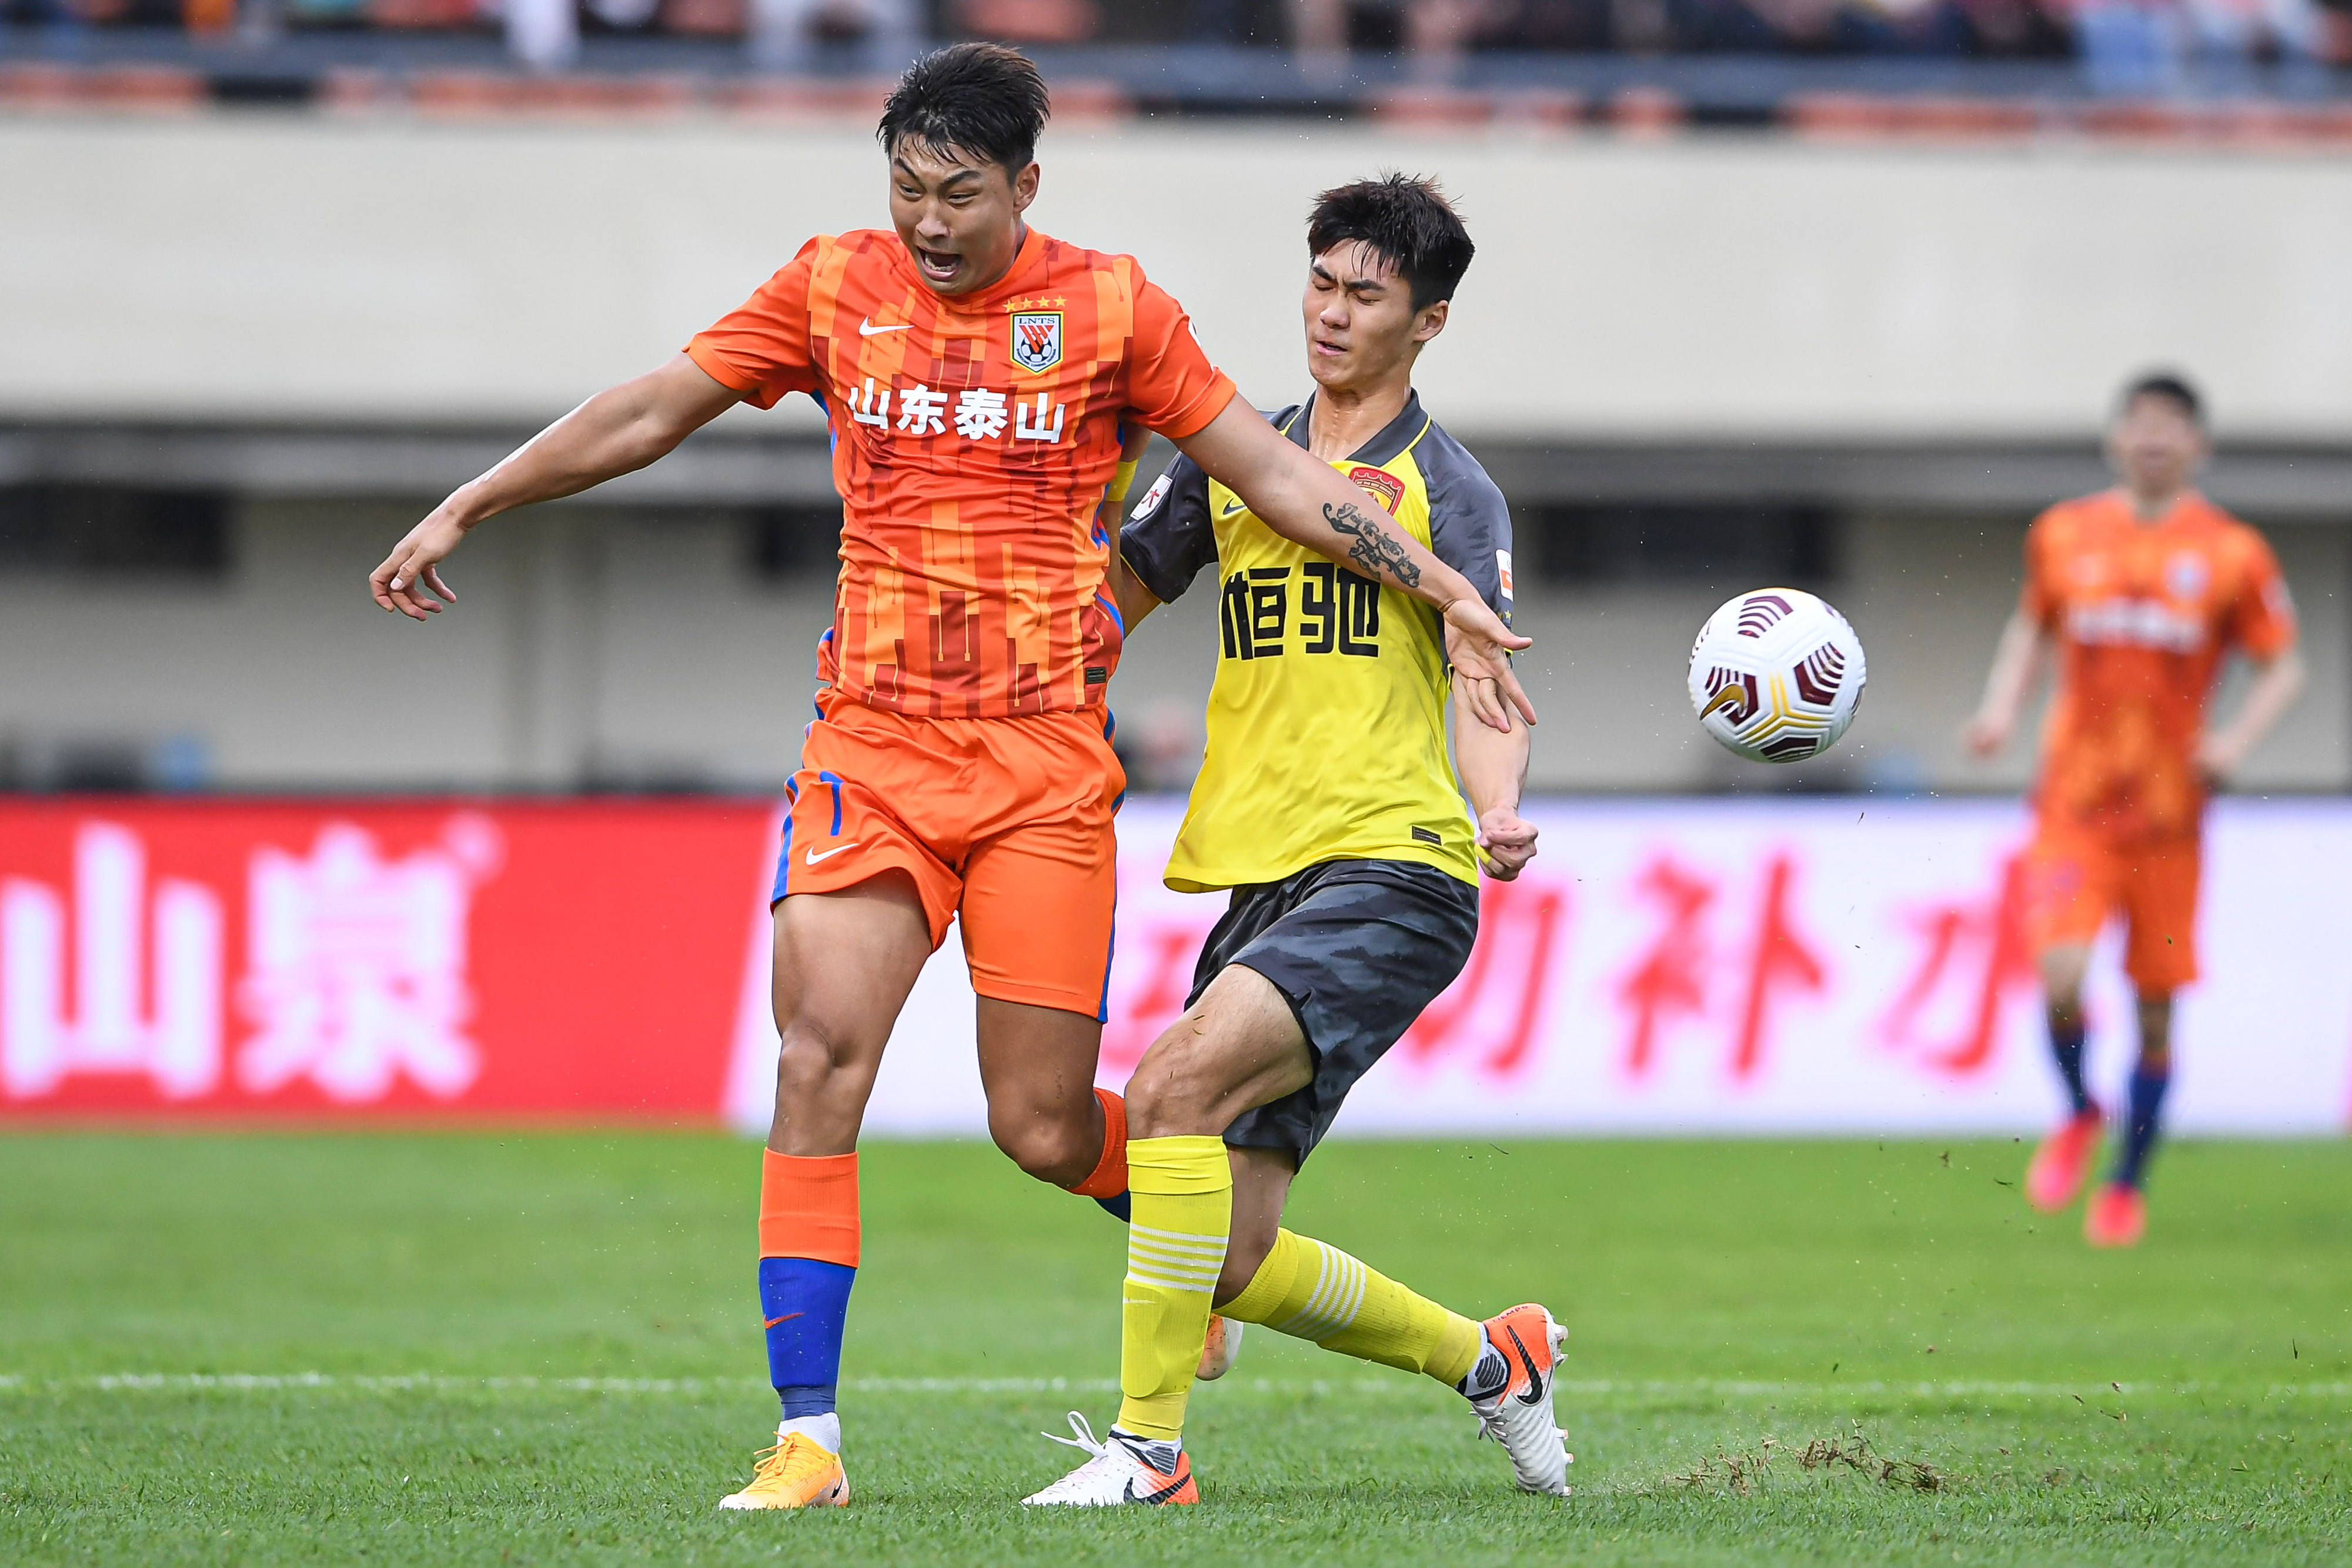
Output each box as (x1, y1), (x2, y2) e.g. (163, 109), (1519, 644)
(0, 0), (2346, 126)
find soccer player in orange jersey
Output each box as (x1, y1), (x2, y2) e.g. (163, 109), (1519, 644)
(1965, 372), (2303, 1248)
(367, 44), (1530, 1508)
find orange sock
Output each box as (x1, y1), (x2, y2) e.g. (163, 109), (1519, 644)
(1068, 1086), (1129, 1200)
(757, 1149), (859, 1426)
(759, 1149), (860, 1265)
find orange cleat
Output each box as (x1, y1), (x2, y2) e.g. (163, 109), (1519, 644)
(717, 1429), (849, 1510)
(2084, 1182), (2146, 1248)
(2024, 1108), (2104, 1212)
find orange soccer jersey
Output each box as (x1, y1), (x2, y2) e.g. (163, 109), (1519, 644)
(686, 226), (1235, 720)
(2022, 488), (2297, 841)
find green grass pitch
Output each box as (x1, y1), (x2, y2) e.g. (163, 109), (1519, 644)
(3, 1132), (2347, 1566)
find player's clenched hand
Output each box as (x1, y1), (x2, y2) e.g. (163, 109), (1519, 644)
(2195, 731), (2243, 787)
(1475, 805), (1538, 881)
(1961, 707), (2011, 759)
(370, 509), (470, 620)
(1442, 601), (1535, 733)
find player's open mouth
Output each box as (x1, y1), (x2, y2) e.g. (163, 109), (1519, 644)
(915, 246), (961, 283)
(1312, 337), (1346, 356)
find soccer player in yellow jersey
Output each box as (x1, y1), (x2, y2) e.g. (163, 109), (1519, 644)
(1024, 175), (1569, 1506)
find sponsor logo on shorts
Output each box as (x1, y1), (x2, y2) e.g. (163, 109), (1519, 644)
(804, 842), (860, 865)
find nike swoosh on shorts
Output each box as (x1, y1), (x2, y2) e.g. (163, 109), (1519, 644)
(805, 842), (860, 865)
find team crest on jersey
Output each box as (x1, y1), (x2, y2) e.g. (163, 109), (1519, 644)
(1010, 311), (1064, 375)
(1348, 465), (1404, 514)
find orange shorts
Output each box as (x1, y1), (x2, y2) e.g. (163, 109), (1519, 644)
(2023, 818), (2201, 993)
(770, 690), (1125, 1018)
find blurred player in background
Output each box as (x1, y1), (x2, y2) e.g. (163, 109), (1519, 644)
(367, 44), (1530, 1510)
(1966, 372), (2304, 1248)
(1023, 176), (1566, 1508)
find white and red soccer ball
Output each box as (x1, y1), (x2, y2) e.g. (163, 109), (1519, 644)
(1687, 587), (1867, 764)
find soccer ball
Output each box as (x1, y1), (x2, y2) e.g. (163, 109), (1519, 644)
(1686, 587), (1867, 763)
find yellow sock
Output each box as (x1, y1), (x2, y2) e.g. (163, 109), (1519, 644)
(1221, 1228), (1481, 1386)
(1117, 1135), (1231, 1440)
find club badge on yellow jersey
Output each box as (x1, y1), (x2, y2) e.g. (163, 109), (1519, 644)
(1121, 393), (1514, 892)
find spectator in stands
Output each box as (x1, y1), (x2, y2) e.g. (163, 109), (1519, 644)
(1843, 0), (1975, 50)
(2179, 0), (2330, 76)
(506, 0), (580, 70)
(1291, 0), (1515, 75)
(1954, 0), (2074, 56)
(751, 0), (923, 69)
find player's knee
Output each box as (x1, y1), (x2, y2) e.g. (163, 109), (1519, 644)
(1124, 1049), (1223, 1139)
(773, 1017), (853, 1099)
(987, 1106), (1095, 1186)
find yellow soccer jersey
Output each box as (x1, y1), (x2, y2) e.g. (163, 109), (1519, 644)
(1121, 392), (1515, 892)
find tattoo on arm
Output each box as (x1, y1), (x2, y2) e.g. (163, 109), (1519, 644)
(1324, 501), (1421, 589)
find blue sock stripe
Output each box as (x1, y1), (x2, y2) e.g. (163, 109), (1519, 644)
(758, 1257), (856, 1418)
(2049, 1021), (2090, 1115)
(2113, 1065), (2171, 1189)
(777, 1384), (837, 1419)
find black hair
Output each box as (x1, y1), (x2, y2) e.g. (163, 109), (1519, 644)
(2122, 370), (2203, 426)
(877, 43), (1050, 178)
(1305, 173), (1475, 310)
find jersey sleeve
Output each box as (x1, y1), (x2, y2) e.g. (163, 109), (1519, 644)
(2224, 528), (2298, 659)
(1122, 269), (1238, 440)
(2018, 510), (2063, 630)
(1421, 432), (1515, 624)
(683, 238), (826, 411)
(1118, 454), (1217, 604)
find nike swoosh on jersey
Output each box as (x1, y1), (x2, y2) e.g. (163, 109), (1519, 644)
(1220, 497), (1250, 517)
(858, 318), (914, 336)
(804, 842), (861, 865)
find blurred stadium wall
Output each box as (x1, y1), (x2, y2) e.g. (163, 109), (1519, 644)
(2, 114), (2349, 797)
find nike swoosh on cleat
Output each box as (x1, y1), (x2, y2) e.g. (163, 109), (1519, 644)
(859, 318), (914, 336)
(1125, 1474), (1190, 1505)
(1505, 1324), (1548, 1406)
(804, 842), (860, 865)
(762, 1312), (803, 1329)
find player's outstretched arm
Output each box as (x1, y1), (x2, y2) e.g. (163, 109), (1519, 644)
(1108, 555), (1162, 632)
(1963, 609), (2049, 758)
(1454, 673), (1535, 880)
(2200, 647), (2305, 781)
(369, 355), (743, 620)
(1174, 395), (1534, 733)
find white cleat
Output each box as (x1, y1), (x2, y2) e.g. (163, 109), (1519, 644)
(1470, 1303), (1574, 1497)
(1020, 1412), (1199, 1506)
(1196, 1314), (1245, 1380)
